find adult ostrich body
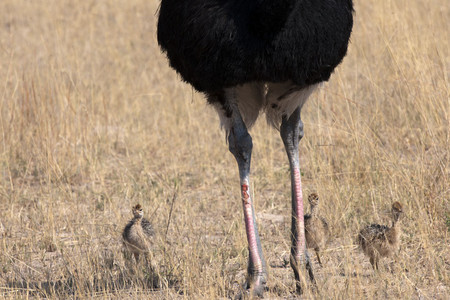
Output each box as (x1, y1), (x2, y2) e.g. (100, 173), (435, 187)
(157, 0), (353, 295)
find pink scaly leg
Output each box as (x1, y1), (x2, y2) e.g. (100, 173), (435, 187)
(224, 90), (266, 297)
(280, 107), (315, 294)
(240, 179), (265, 291)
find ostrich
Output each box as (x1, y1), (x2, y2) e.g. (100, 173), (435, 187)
(358, 202), (404, 270)
(157, 0), (354, 295)
(122, 204), (155, 263)
(304, 193), (330, 266)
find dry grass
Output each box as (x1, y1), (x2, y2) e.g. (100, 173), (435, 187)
(0, 0), (448, 299)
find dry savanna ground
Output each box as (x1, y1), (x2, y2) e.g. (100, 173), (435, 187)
(0, 0), (448, 299)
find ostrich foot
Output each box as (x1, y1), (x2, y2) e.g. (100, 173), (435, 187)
(236, 272), (267, 299)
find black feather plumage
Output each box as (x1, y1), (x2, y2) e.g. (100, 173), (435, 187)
(157, 0), (353, 93)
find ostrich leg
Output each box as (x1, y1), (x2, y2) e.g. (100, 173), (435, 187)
(225, 90), (266, 297)
(280, 107), (315, 294)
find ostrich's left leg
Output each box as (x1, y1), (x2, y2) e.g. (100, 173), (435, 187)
(218, 89), (266, 297)
(280, 107), (315, 294)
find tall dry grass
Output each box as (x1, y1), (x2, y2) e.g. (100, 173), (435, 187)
(0, 0), (448, 298)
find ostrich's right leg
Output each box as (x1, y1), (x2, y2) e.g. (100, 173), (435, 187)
(315, 248), (323, 267)
(213, 88), (267, 297)
(280, 107), (315, 294)
(266, 82), (317, 293)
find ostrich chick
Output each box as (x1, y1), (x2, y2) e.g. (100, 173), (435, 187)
(358, 202), (403, 270)
(304, 193), (330, 266)
(122, 204), (154, 263)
